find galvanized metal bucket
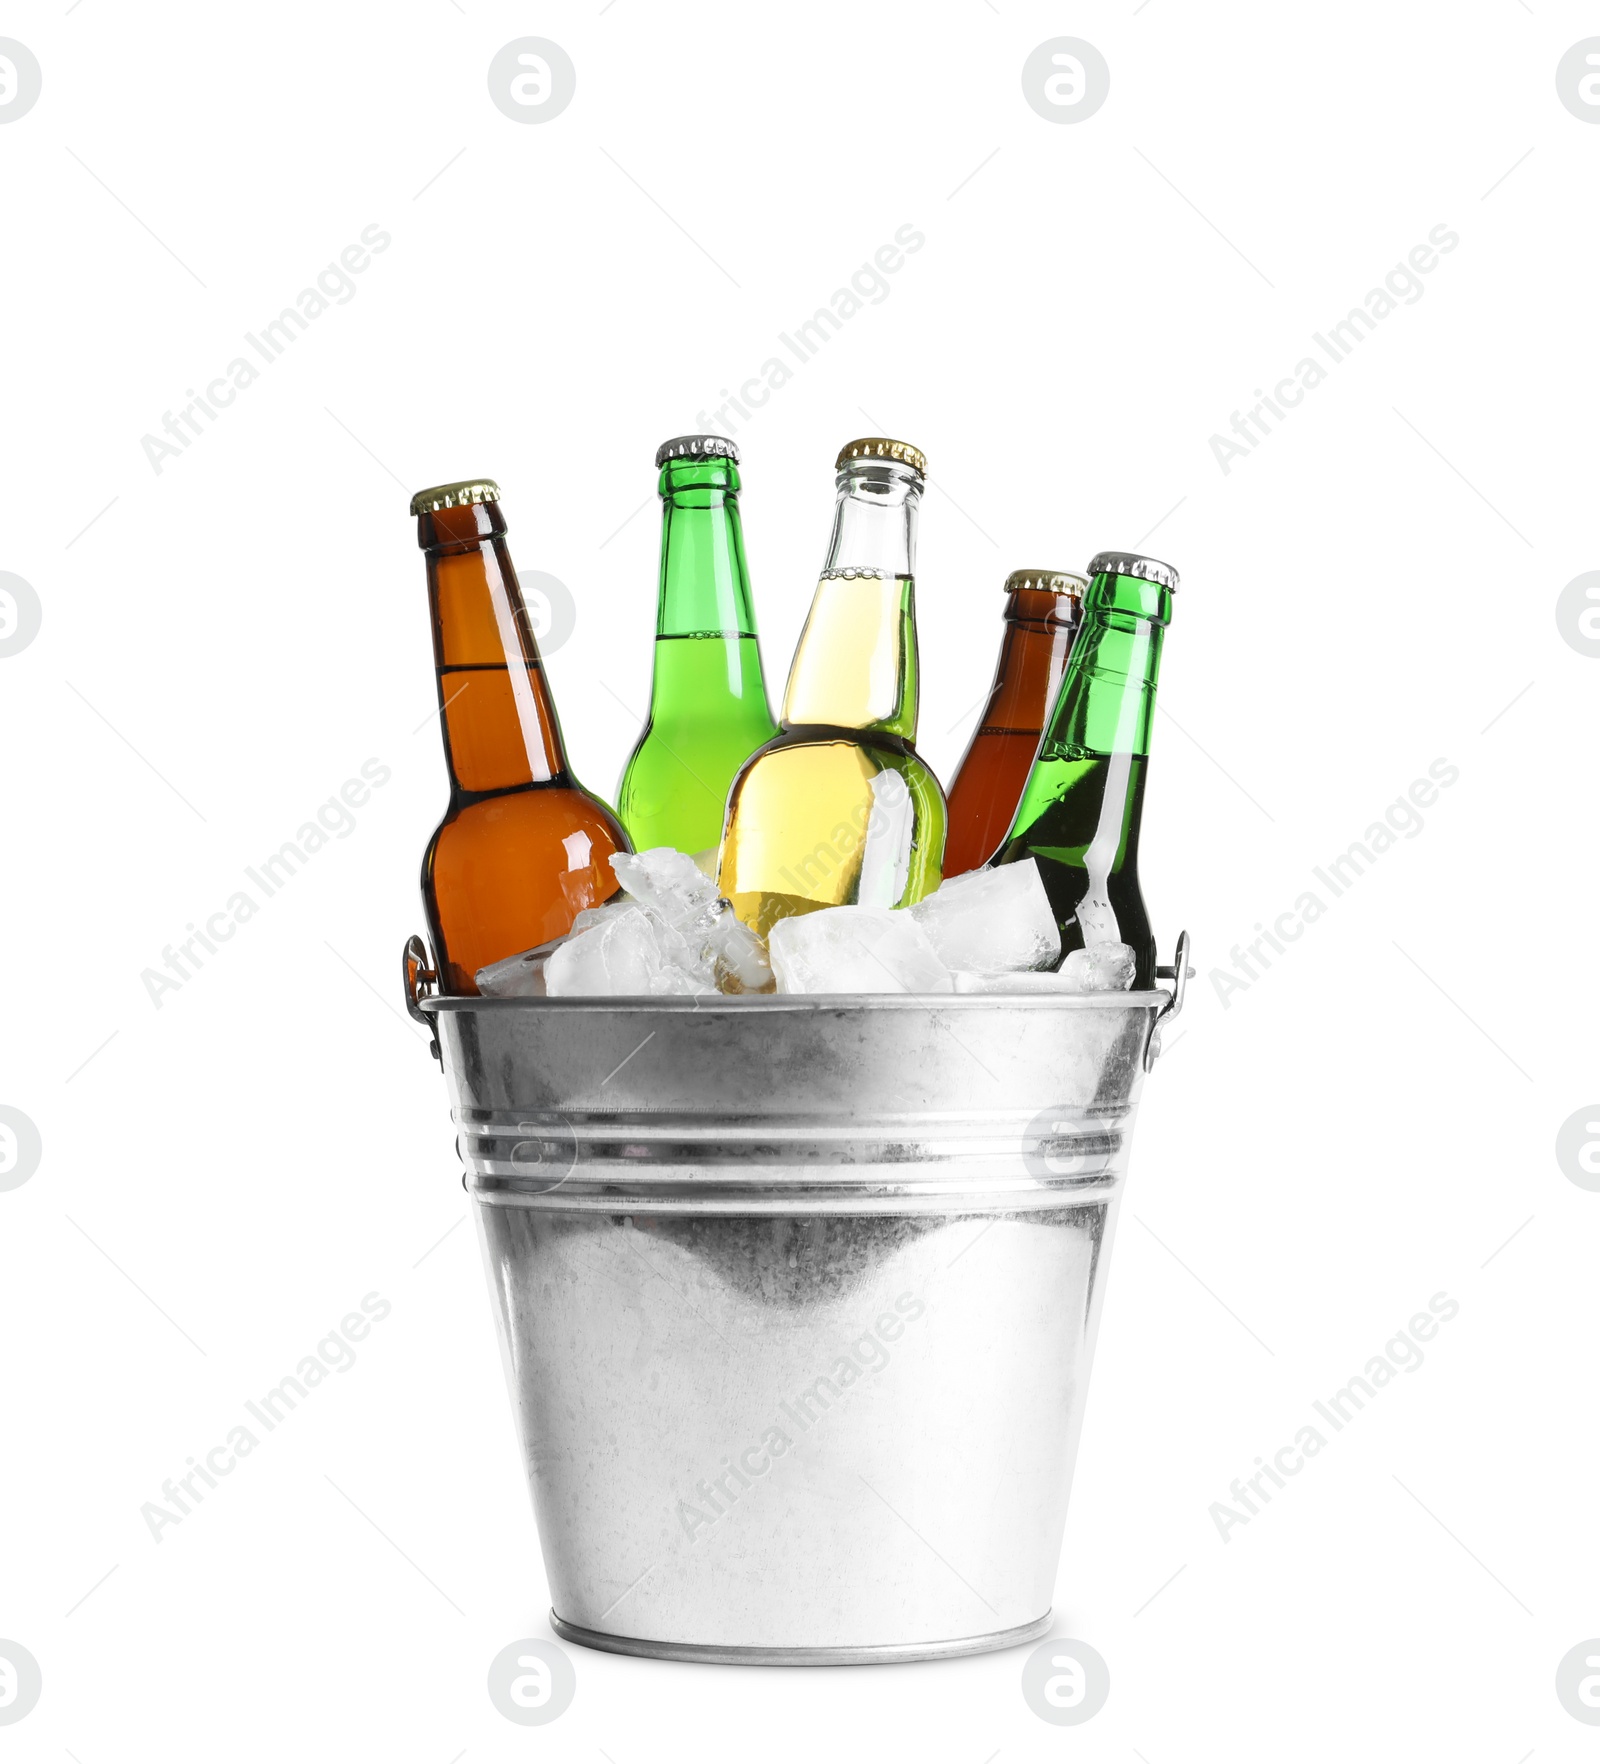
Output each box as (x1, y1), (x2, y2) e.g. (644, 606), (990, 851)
(404, 932), (1188, 1666)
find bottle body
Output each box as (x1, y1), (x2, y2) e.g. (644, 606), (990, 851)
(943, 571), (1085, 876)
(415, 484), (628, 994)
(717, 582), (947, 938)
(615, 442), (777, 859)
(993, 554), (1176, 989)
(718, 442), (946, 938)
(423, 790), (627, 994)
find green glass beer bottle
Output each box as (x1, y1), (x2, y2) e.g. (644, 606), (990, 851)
(718, 437), (946, 937)
(615, 435), (778, 862)
(993, 550), (1178, 988)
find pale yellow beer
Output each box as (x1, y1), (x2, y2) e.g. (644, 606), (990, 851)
(719, 440), (946, 936)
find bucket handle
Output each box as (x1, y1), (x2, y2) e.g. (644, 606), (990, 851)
(1146, 929), (1192, 1072)
(402, 934), (441, 1062)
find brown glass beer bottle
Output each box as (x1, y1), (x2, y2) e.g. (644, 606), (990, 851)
(942, 568), (1087, 876)
(413, 480), (629, 994)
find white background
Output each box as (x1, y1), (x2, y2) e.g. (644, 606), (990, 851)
(2, 1), (1597, 1757)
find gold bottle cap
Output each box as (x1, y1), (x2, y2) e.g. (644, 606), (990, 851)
(1089, 550), (1180, 592)
(1005, 569), (1088, 597)
(835, 436), (927, 477)
(409, 479), (501, 517)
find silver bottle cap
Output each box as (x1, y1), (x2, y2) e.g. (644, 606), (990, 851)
(1005, 569), (1088, 597)
(655, 434), (740, 468)
(1088, 551), (1180, 592)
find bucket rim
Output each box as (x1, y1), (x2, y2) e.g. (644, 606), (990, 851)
(418, 987), (1170, 1016)
(402, 931), (1191, 1075)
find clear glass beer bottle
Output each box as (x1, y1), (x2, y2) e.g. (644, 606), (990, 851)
(717, 439), (946, 936)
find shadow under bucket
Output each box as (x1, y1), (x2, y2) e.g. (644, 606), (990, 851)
(405, 932), (1188, 1665)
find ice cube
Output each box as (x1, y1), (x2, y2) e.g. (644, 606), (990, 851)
(569, 897), (632, 937)
(1059, 942), (1137, 992)
(769, 906), (952, 994)
(952, 971), (1051, 993)
(610, 846), (774, 994)
(950, 942), (1136, 994)
(706, 913), (774, 994)
(951, 970), (1078, 994)
(476, 897), (634, 996)
(910, 860), (1061, 975)
(544, 904), (703, 997)
(610, 847), (718, 925)
(475, 945), (553, 998)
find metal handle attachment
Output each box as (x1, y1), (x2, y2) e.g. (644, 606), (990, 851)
(1145, 929), (1192, 1073)
(403, 934), (441, 1062)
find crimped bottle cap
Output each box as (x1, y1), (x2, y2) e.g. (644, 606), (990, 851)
(409, 479), (500, 516)
(1088, 550), (1180, 592)
(655, 434), (740, 468)
(835, 436), (927, 477)
(1005, 568), (1088, 597)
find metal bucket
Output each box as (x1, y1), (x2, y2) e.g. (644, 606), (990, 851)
(404, 933), (1188, 1666)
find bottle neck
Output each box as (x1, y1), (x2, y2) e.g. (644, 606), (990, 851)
(782, 463), (923, 736)
(1005, 585), (1083, 636)
(419, 501), (569, 796)
(1039, 570), (1171, 759)
(643, 459), (771, 724)
(654, 459), (759, 638)
(983, 588), (1083, 731)
(820, 461), (919, 579)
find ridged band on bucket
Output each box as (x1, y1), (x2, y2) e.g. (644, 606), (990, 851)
(421, 991), (1170, 1215)
(1088, 550), (1179, 591)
